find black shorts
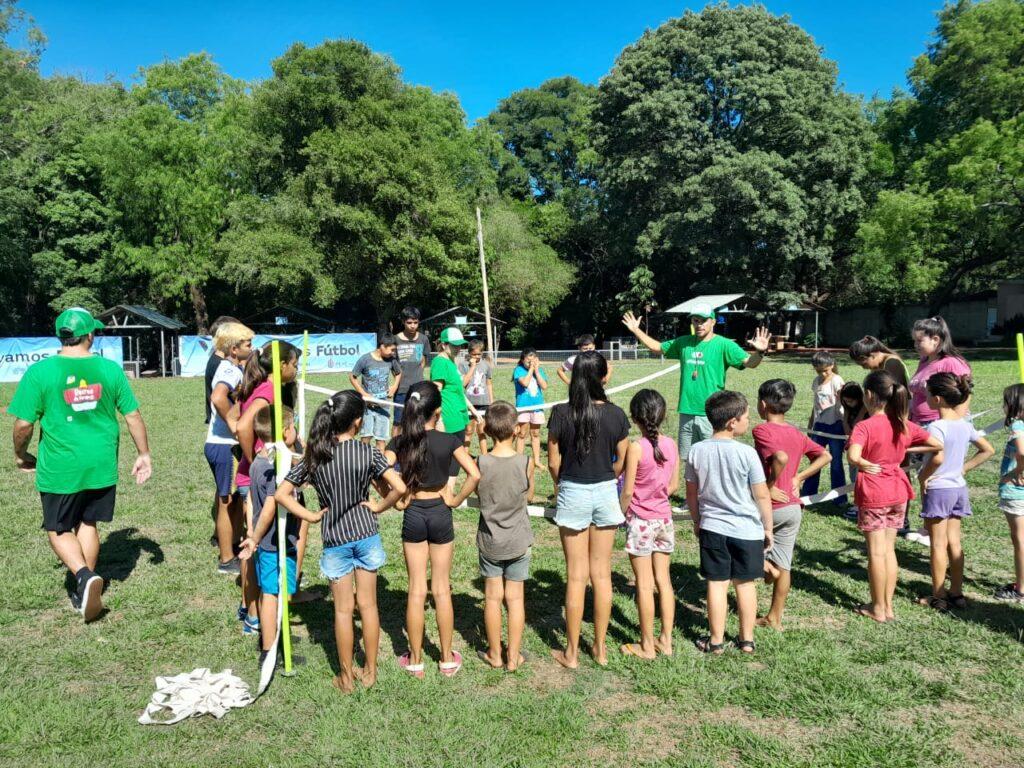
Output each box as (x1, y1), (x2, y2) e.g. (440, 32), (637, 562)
(41, 486), (117, 533)
(699, 529), (764, 581)
(402, 498), (455, 545)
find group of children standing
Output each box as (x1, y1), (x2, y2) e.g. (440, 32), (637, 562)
(200, 313), (1024, 688)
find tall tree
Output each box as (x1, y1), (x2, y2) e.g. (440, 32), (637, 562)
(592, 3), (872, 309)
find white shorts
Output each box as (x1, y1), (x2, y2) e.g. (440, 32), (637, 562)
(517, 410), (545, 426)
(1000, 498), (1024, 517)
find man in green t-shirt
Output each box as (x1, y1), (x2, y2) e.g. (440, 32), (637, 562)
(430, 326), (472, 436)
(623, 304), (769, 463)
(8, 308), (152, 622)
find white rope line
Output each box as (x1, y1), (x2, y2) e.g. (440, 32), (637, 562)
(803, 409), (998, 442)
(302, 363), (683, 415)
(138, 669), (252, 725)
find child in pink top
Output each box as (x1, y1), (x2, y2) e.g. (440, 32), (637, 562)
(909, 316), (971, 425)
(619, 389), (679, 659)
(847, 371), (942, 623)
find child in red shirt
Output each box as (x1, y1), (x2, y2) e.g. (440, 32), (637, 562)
(847, 371), (942, 623)
(752, 379), (832, 630)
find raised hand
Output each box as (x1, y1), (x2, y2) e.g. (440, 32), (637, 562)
(748, 326), (771, 353)
(621, 311), (642, 333)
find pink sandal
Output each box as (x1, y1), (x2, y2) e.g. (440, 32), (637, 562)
(398, 652), (425, 679)
(439, 650), (463, 678)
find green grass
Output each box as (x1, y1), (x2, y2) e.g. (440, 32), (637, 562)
(2, 355), (1024, 768)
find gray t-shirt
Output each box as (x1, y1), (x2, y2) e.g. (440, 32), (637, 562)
(684, 438), (766, 540)
(476, 454), (533, 561)
(394, 332), (431, 395)
(457, 357), (492, 406)
(352, 353), (401, 401)
(250, 455), (299, 553)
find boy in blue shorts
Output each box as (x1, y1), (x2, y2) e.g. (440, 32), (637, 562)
(350, 334), (402, 452)
(239, 405), (312, 655)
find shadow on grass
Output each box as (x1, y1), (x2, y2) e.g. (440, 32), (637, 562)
(97, 526), (164, 583)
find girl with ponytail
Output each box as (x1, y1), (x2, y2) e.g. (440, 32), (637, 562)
(385, 380), (480, 679)
(618, 389), (679, 660)
(916, 373), (993, 611)
(547, 351), (631, 669)
(847, 370), (942, 623)
(275, 390), (406, 694)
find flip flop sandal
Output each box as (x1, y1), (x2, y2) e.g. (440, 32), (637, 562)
(917, 596), (950, 612)
(946, 593), (968, 610)
(439, 650), (463, 678)
(734, 639), (755, 654)
(620, 643), (655, 659)
(398, 652), (425, 679)
(477, 649), (502, 669)
(694, 635), (725, 655)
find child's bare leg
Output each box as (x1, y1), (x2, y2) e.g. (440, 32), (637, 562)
(429, 542), (455, 664)
(552, 526), (590, 669)
(330, 573), (357, 693)
(763, 559), (780, 585)
(947, 518), (964, 596)
(504, 579), (526, 670)
(214, 493), (235, 564)
(589, 525), (616, 666)
(623, 553), (657, 658)
(652, 552), (674, 654)
(478, 421), (489, 455)
(925, 518), (949, 598)
(403, 541), (429, 665)
(241, 557), (258, 617)
(354, 568), (380, 687)
(530, 424), (541, 469)
(734, 579), (757, 644)
(482, 576), (505, 668)
(516, 423), (526, 454)
(1007, 513), (1024, 591)
(706, 580), (729, 645)
(884, 528), (899, 620)
(759, 563), (789, 630)
(259, 592), (277, 652)
(861, 529), (889, 622)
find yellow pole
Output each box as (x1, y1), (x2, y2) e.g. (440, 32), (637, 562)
(299, 331), (310, 441)
(1017, 333), (1024, 383)
(271, 341), (294, 675)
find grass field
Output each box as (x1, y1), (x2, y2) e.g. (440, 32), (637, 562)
(2, 354), (1024, 768)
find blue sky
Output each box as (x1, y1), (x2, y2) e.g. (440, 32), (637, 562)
(23, 1), (942, 122)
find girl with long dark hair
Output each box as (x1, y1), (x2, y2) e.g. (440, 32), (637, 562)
(546, 351), (630, 669)
(847, 371), (941, 623)
(386, 381), (480, 678)
(275, 390), (406, 693)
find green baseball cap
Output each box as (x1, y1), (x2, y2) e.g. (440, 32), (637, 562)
(688, 303), (717, 321)
(439, 327), (467, 346)
(55, 307), (105, 339)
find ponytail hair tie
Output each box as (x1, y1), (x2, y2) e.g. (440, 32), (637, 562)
(409, 391), (422, 402)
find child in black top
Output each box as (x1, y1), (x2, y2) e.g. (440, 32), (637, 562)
(386, 381), (480, 678)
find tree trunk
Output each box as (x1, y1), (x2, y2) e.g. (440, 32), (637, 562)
(190, 283), (210, 334)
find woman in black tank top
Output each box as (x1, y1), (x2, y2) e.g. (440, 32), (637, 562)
(386, 381), (480, 677)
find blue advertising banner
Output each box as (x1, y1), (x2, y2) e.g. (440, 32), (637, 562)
(177, 333), (377, 377)
(0, 336), (125, 383)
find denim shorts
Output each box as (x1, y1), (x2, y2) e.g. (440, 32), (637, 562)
(360, 406), (391, 441)
(554, 479), (624, 530)
(320, 533), (387, 580)
(256, 547), (297, 596)
(479, 548), (531, 581)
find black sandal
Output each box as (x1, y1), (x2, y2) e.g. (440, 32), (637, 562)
(918, 595), (950, 612)
(694, 635), (725, 655)
(734, 639), (755, 654)
(946, 593), (968, 610)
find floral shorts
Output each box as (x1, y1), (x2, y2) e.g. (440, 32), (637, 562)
(625, 516), (675, 556)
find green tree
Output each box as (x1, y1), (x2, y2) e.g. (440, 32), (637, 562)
(592, 3), (872, 308)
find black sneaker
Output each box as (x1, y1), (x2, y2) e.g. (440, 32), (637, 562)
(69, 588), (82, 612)
(217, 557), (241, 575)
(994, 583), (1024, 601)
(76, 570), (104, 622)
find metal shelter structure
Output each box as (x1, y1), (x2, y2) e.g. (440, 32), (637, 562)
(420, 306), (507, 352)
(97, 305), (187, 377)
(663, 294), (825, 345)
(242, 305), (337, 335)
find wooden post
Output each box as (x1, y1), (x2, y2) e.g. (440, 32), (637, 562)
(476, 206), (495, 365)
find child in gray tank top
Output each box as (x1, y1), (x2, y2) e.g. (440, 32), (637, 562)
(476, 401), (535, 672)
